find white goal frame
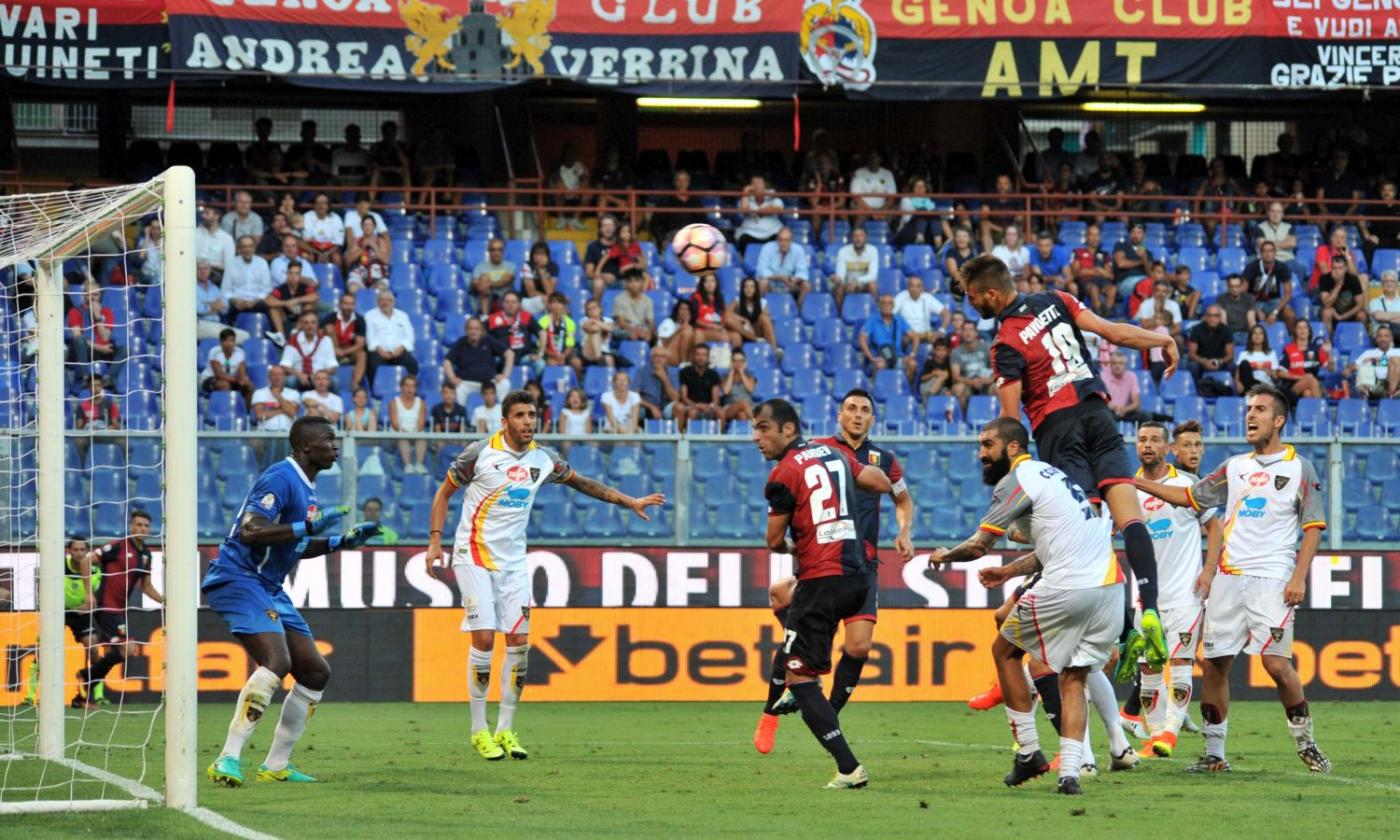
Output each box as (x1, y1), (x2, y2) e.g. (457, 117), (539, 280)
(1, 166), (198, 814)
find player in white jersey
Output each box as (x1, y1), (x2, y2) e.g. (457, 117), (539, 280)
(424, 390), (665, 761)
(1136, 384), (1330, 775)
(1131, 421), (1217, 758)
(931, 418), (1131, 796)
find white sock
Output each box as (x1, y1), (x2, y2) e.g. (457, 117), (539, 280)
(1141, 670), (1166, 736)
(1203, 717), (1228, 758)
(264, 683), (322, 771)
(1286, 705), (1315, 749)
(1006, 706), (1040, 756)
(1058, 737), (1084, 780)
(495, 645), (528, 734)
(221, 666), (282, 760)
(1163, 665), (1193, 737)
(1086, 670), (1130, 755)
(469, 647), (493, 733)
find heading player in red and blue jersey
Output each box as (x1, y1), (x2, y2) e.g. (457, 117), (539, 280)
(760, 389), (915, 735)
(959, 254), (1179, 669)
(751, 399), (892, 789)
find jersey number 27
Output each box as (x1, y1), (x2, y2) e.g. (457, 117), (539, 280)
(804, 462), (850, 524)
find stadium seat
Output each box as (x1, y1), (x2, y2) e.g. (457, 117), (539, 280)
(1371, 248), (1400, 277)
(1158, 371), (1196, 403)
(800, 293), (836, 324)
(315, 473), (342, 508)
(833, 369), (867, 398)
(540, 366), (578, 397)
(372, 366), (405, 400)
(882, 395), (918, 432)
(1175, 246), (1210, 274)
(205, 391), (247, 430)
(1333, 322), (1368, 357)
(1294, 398), (1330, 436)
(1367, 449), (1397, 485)
(901, 245), (935, 275)
(841, 294), (874, 327)
(765, 293), (798, 322)
(822, 345), (859, 377)
(965, 395), (997, 428)
(1215, 247), (1247, 276)
(1379, 400), (1400, 436)
(1335, 399), (1372, 435)
(923, 396), (962, 433)
(811, 317), (845, 350)
(1355, 505), (1392, 541)
(872, 369), (909, 401)
(1173, 396), (1206, 425)
(1211, 396), (1244, 435)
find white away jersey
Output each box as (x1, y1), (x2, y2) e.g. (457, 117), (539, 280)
(1137, 465), (1213, 611)
(1187, 445), (1325, 581)
(447, 432), (573, 571)
(980, 455), (1124, 590)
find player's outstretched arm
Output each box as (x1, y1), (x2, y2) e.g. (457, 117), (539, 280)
(1133, 477), (1193, 509)
(1074, 308), (1179, 377)
(927, 529), (998, 566)
(564, 471), (666, 520)
(240, 504), (348, 559)
(978, 552), (1041, 588)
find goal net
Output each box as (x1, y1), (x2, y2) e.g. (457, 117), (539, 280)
(0, 170), (198, 814)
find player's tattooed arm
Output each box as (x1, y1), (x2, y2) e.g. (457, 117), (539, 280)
(927, 529), (998, 566)
(565, 472), (666, 520)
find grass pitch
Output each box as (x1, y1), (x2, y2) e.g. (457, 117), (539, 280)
(5, 700), (1397, 838)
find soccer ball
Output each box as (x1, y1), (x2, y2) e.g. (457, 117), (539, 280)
(670, 223), (728, 276)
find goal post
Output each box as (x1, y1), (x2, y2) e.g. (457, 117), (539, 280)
(0, 167), (197, 814)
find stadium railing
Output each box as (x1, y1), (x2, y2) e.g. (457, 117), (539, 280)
(47, 429), (1390, 550)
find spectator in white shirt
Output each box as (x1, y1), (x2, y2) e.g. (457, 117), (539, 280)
(270, 234), (316, 285)
(223, 236), (274, 328)
(279, 310), (339, 391)
(550, 143), (589, 230)
(220, 191), (265, 241)
(201, 327), (253, 406)
(471, 381), (504, 433)
(734, 174), (785, 250)
(301, 370), (344, 423)
(991, 224), (1032, 285)
(1135, 279), (1184, 326)
(364, 288), (418, 382)
(1370, 270), (1400, 333)
(302, 192), (345, 264)
(195, 260), (246, 341)
(251, 365), (299, 433)
(849, 149), (897, 215)
(1351, 324), (1400, 399)
(601, 370), (642, 433)
(1255, 201), (1297, 263)
(893, 274), (948, 349)
(756, 225), (812, 302)
(830, 226), (880, 310)
(341, 193), (387, 241)
(195, 206), (236, 280)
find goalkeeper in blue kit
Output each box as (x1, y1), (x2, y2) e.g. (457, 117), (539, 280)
(201, 416), (380, 787)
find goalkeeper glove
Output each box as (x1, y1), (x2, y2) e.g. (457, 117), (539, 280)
(329, 522), (382, 552)
(291, 505), (349, 539)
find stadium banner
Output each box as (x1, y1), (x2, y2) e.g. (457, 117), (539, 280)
(2, 0), (168, 86)
(803, 0), (1400, 98)
(166, 0), (799, 94)
(2, 607), (1396, 705)
(1, 547), (1396, 610)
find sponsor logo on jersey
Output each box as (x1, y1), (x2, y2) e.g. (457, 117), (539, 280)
(1148, 518), (1173, 539)
(507, 465), (529, 482)
(787, 658), (804, 672)
(1249, 471), (1270, 487)
(498, 486), (534, 509)
(259, 493), (276, 509)
(1275, 475), (1291, 490)
(1142, 495), (1166, 512)
(1240, 496), (1268, 518)
(815, 519), (857, 544)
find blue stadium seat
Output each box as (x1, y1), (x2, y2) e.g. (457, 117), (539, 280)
(877, 268), (903, 298)
(901, 244), (935, 275)
(1355, 506), (1391, 541)
(749, 367), (783, 400)
(690, 445), (726, 481)
(628, 510), (672, 538)
(1158, 371), (1196, 403)
(1173, 396), (1206, 425)
(1367, 450), (1397, 485)
(1294, 398), (1330, 436)
(372, 366), (405, 400)
(539, 366), (577, 397)
(765, 293), (798, 322)
(216, 442), (259, 483)
(1215, 247), (1247, 275)
(872, 369), (909, 402)
(234, 312), (269, 339)
(923, 396), (962, 433)
(800, 293), (836, 324)
(789, 368), (828, 401)
(822, 345), (859, 377)
(965, 395), (998, 428)
(1336, 399), (1372, 435)
(1211, 396), (1244, 435)
(833, 369), (867, 398)
(1333, 322), (1368, 357)
(1379, 400), (1400, 435)
(1175, 246), (1210, 274)
(882, 395), (917, 432)
(583, 365), (612, 398)
(811, 317), (845, 350)
(1342, 478), (1372, 512)
(841, 294), (874, 327)
(1371, 248), (1400, 277)
(205, 391), (247, 430)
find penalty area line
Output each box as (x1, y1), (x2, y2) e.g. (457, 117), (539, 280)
(58, 758), (283, 840)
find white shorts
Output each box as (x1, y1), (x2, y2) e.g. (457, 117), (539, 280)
(453, 561), (532, 635)
(1135, 603), (1205, 662)
(1002, 583), (1124, 672)
(1202, 574), (1294, 659)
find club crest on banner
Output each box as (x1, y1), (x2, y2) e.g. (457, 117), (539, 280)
(400, 0), (465, 76)
(492, 0), (554, 75)
(800, 0), (876, 91)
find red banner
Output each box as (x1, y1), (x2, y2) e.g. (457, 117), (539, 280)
(2, 0), (167, 85)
